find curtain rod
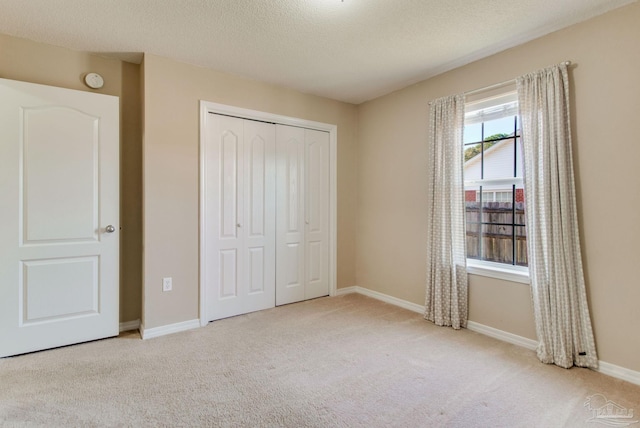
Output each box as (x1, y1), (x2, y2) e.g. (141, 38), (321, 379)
(464, 61), (571, 97)
(428, 61), (572, 104)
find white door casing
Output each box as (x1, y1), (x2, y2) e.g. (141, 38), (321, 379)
(204, 114), (276, 321)
(0, 78), (119, 358)
(199, 101), (337, 325)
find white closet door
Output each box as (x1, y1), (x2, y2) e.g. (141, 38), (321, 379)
(205, 115), (275, 321)
(276, 125), (329, 305)
(304, 129), (330, 300)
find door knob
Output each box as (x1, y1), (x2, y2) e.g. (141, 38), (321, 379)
(237, 223), (242, 228)
(105, 225), (116, 233)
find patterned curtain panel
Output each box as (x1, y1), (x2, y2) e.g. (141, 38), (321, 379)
(516, 63), (598, 369)
(425, 95), (468, 329)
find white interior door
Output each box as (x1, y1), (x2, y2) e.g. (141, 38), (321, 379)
(276, 125), (329, 305)
(205, 114), (276, 321)
(0, 78), (119, 358)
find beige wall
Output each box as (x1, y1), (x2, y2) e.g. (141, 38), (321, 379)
(0, 34), (143, 324)
(356, 2), (640, 371)
(142, 54), (358, 329)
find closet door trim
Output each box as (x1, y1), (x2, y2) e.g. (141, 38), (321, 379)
(199, 101), (337, 326)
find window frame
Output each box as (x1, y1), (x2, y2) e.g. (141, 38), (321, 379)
(463, 91), (530, 284)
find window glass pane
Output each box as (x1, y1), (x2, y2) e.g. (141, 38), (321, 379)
(465, 185), (481, 261)
(495, 191), (512, 202)
(479, 186), (511, 204)
(515, 136), (524, 178)
(464, 178), (529, 266)
(482, 195), (513, 226)
(463, 144), (482, 180)
(515, 188), (527, 266)
(515, 226), (528, 266)
(482, 138), (516, 180)
(483, 116), (515, 139)
(515, 185), (526, 226)
(481, 224), (513, 264)
(464, 122), (482, 144)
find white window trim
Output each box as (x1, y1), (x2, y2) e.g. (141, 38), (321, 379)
(467, 258), (530, 284)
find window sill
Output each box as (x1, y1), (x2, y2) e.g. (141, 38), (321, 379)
(466, 259), (530, 284)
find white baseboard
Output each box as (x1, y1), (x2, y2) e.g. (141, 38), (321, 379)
(119, 319), (141, 333)
(466, 321), (537, 350)
(140, 319), (201, 340)
(336, 285), (424, 314)
(335, 286), (358, 296)
(597, 361), (640, 386)
(340, 285), (640, 386)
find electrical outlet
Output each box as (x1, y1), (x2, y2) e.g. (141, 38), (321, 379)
(162, 277), (172, 292)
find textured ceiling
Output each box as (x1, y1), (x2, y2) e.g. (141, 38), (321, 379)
(0, 0), (635, 104)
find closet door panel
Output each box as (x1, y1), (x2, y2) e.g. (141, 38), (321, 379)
(243, 120), (275, 306)
(247, 247), (265, 294)
(276, 125), (305, 305)
(206, 115), (245, 319)
(248, 133), (265, 237)
(219, 249), (239, 298)
(206, 115), (275, 321)
(220, 129), (241, 240)
(285, 243), (301, 286)
(304, 129), (330, 300)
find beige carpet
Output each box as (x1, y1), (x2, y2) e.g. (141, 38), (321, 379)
(1, 294), (639, 427)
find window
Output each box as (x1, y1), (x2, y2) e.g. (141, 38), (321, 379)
(463, 92), (528, 275)
(477, 190), (513, 202)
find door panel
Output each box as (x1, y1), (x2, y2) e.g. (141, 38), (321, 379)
(220, 130), (240, 239)
(219, 249), (238, 299)
(23, 107), (99, 243)
(286, 243), (301, 286)
(276, 125), (305, 305)
(205, 115), (275, 321)
(304, 129), (330, 300)
(287, 139), (301, 233)
(243, 120), (275, 305)
(307, 242), (322, 283)
(247, 247), (265, 294)
(275, 126), (329, 304)
(22, 256), (98, 323)
(0, 78), (119, 358)
(248, 134), (265, 237)
(207, 115), (244, 316)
